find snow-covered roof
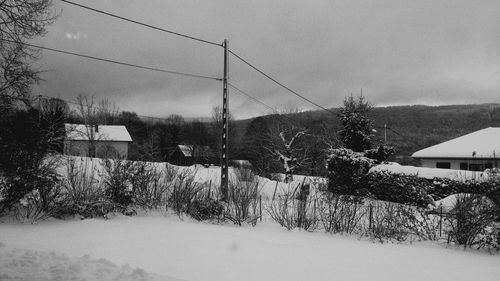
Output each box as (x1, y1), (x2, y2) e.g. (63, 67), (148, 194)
(65, 124), (132, 142)
(230, 160), (252, 167)
(412, 127), (500, 159)
(177, 145), (214, 157)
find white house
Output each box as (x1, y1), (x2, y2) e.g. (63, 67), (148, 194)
(64, 123), (133, 159)
(412, 127), (500, 171)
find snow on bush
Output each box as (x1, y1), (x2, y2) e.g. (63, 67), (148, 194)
(326, 148), (374, 194)
(370, 163), (491, 182)
(445, 194), (499, 250)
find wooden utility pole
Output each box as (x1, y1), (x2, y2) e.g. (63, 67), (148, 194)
(220, 39), (229, 200)
(384, 124), (387, 144)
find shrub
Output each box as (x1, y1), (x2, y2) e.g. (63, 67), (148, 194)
(326, 148), (374, 195)
(168, 169), (203, 216)
(317, 194), (365, 234)
(364, 145), (395, 164)
(0, 108), (64, 215)
(101, 158), (134, 207)
(188, 198), (224, 221)
(475, 222), (500, 251)
(362, 171), (433, 207)
(14, 184), (65, 223)
(225, 168), (261, 226)
(60, 157), (113, 219)
(267, 183), (317, 231)
(446, 194), (497, 248)
(130, 162), (173, 209)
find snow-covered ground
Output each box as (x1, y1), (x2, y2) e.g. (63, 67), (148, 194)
(2, 213), (499, 281)
(0, 243), (181, 281)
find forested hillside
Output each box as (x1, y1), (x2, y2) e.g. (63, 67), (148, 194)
(236, 104), (500, 166)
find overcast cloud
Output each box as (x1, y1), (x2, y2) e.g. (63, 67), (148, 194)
(33, 0), (500, 119)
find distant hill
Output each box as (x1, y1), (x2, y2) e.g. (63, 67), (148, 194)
(234, 104), (500, 165)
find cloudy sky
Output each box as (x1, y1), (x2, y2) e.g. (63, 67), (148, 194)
(33, 0), (500, 119)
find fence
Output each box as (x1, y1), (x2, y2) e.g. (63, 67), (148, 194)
(265, 193), (458, 242)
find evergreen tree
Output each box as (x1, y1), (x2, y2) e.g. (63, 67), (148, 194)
(338, 95), (374, 152)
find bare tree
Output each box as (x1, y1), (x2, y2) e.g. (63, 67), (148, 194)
(97, 98), (119, 125)
(264, 114), (310, 183)
(73, 94), (120, 158)
(0, 0), (57, 111)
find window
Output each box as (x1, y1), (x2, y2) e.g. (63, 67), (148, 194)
(436, 162), (451, 169)
(459, 163), (468, 170)
(485, 163), (493, 170)
(469, 164), (483, 171)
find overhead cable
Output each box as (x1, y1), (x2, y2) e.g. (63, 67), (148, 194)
(228, 49), (336, 116)
(0, 38), (222, 81)
(60, 0), (223, 47)
(228, 83), (278, 114)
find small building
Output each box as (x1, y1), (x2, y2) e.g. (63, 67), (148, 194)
(230, 160), (253, 169)
(64, 123), (133, 159)
(412, 127), (500, 171)
(169, 144), (216, 166)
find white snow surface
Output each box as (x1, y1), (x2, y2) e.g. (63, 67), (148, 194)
(0, 243), (181, 281)
(412, 127), (500, 159)
(1, 213), (500, 281)
(54, 156), (325, 201)
(370, 163), (490, 182)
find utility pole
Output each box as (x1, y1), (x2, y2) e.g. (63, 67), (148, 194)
(220, 39), (229, 201)
(384, 124), (387, 144)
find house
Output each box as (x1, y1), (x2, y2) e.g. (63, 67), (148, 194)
(169, 144), (216, 166)
(412, 127), (500, 171)
(64, 123), (133, 159)
(230, 160), (253, 169)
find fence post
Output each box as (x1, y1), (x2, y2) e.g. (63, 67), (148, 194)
(208, 180), (212, 199)
(313, 198), (317, 220)
(259, 195), (262, 221)
(272, 181), (278, 201)
(439, 205), (443, 237)
(368, 203), (373, 231)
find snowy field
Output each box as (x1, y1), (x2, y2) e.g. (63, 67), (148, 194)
(2, 212), (500, 281)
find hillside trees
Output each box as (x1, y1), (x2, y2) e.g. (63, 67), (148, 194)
(241, 117), (274, 176)
(211, 106), (238, 159)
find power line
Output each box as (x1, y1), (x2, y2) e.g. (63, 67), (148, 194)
(228, 83), (278, 114)
(38, 94), (175, 122)
(61, 1), (336, 117)
(0, 38), (221, 81)
(228, 49), (337, 116)
(228, 83), (301, 124)
(60, 0), (223, 47)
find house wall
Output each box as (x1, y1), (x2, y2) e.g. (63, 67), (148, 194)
(420, 158), (499, 171)
(64, 140), (129, 159)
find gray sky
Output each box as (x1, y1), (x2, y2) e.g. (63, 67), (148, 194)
(34, 0), (500, 119)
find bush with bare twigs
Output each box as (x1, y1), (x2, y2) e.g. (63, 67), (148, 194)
(130, 162), (175, 209)
(267, 182), (317, 231)
(446, 194), (498, 249)
(168, 169), (203, 216)
(225, 168), (261, 226)
(59, 157), (113, 218)
(101, 158), (134, 208)
(317, 194), (365, 234)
